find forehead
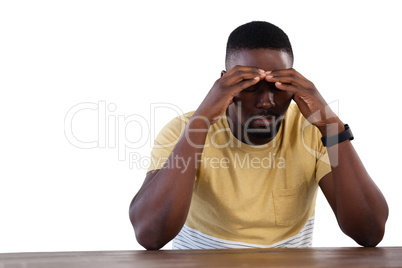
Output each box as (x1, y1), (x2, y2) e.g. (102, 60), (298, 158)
(227, 49), (293, 71)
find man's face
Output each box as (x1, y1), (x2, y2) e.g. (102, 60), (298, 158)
(225, 49), (293, 145)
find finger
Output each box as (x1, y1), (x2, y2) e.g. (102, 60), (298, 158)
(266, 68), (311, 86)
(224, 69), (265, 86)
(268, 68), (309, 81)
(229, 76), (261, 94)
(274, 81), (301, 94)
(266, 74), (311, 90)
(224, 65), (265, 77)
(265, 68), (313, 90)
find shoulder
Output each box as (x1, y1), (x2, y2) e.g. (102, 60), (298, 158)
(154, 111), (195, 144)
(162, 111), (194, 130)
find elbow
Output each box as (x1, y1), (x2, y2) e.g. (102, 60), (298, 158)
(135, 229), (165, 250)
(342, 219), (386, 247)
(338, 203), (388, 248)
(133, 221), (174, 250)
(129, 206), (166, 250)
(356, 235), (383, 247)
(355, 225), (385, 247)
(357, 209), (388, 247)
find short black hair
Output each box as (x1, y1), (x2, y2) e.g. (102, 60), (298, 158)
(225, 21), (293, 66)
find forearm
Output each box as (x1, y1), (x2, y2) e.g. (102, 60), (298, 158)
(130, 115), (210, 249)
(321, 121), (389, 246)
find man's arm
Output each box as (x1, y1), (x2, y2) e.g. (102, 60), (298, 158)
(265, 69), (388, 246)
(129, 116), (209, 250)
(129, 66), (267, 250)
(318, 133), (388, 246)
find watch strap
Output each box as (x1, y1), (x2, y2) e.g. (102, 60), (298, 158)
(321, 124), (354, 147)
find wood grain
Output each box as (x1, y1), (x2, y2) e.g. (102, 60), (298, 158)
(1, 247), (401, 267)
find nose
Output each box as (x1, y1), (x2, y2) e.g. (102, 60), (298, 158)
(257, 88), (275, 109)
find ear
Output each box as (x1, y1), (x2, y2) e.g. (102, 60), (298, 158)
(221, 70), (226, 77)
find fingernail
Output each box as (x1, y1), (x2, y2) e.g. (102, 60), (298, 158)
(258, 69), (265, 74)
(265, 71), (272, 74)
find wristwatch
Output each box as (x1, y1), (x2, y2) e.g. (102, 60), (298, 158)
(321, 124), (354, 147)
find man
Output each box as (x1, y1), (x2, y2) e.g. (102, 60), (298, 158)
(129, 21), (388, 250)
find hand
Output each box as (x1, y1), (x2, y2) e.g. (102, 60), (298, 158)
(195, 66), (266, 125)
(265, 68), (343, 135)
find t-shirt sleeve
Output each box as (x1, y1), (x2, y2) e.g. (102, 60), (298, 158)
(146, 113), (190, 173)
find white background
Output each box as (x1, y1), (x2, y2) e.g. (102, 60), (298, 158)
(0, 0), (401, 252)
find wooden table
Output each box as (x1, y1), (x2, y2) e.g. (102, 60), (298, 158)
(1, 247), (401, 267)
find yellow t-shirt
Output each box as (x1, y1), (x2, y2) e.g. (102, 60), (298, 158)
(147, 104), (332, 249)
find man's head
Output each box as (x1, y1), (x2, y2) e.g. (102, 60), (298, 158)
(224, 21), (294, 145)
(225, 21), (293, 69)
